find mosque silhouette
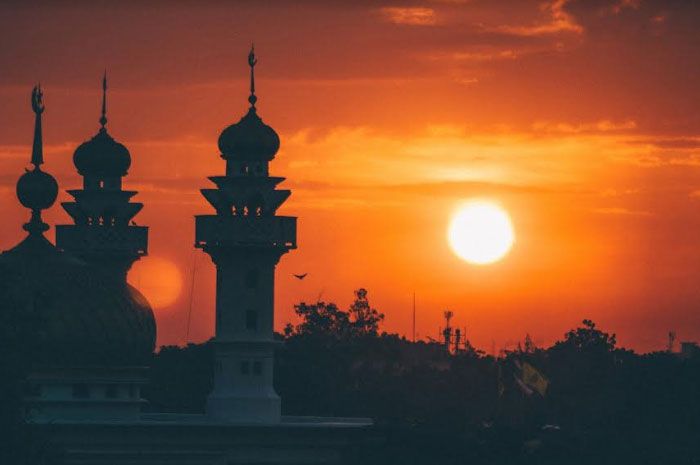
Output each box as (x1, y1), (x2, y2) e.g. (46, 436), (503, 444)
(1, 48), (371, 464)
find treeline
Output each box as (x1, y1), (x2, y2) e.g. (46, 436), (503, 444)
(145, 289), (700, 464)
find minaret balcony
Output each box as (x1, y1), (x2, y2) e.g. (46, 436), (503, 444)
(195, 215), (296, 249)
(55, 224), (148, 255)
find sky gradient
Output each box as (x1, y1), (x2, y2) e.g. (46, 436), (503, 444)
(1, 0), (699, 353)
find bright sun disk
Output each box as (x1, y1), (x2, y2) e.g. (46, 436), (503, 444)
(448, 201), (515, 265)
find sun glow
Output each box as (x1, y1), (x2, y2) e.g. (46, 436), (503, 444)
(448, 201), (515, 265)
(129, 257), (183, 308)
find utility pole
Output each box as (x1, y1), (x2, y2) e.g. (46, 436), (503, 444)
(443, 310), (454, 352)
(412, 292), (416, 343)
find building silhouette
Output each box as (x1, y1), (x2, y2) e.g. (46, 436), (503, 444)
(1, 85), (156, 423)
(0, 50), (370, 464)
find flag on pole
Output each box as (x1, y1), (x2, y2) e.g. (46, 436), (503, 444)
(521, 361), (549, 396)
(514, 373), (534, 396)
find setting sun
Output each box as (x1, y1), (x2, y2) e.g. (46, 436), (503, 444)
(129, 257), (183, 309)
(447, 201), (515, 265)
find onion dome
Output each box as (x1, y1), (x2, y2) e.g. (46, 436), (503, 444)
(73, 129), (131, 177)
(218, 108), (280, 161)
(72, 73), (131, 177)
(217, 46), (280, 161)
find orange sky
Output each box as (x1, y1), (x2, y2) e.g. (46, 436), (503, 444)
(1, 0), (700, 353)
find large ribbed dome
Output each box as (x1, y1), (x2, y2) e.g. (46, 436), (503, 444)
(73, 128), (131, 178)
(0, 237), (156, 366)
(218, 107), (280, 161)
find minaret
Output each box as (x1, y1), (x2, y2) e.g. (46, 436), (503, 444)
(196, 47), (297, 423)
(15, 85), (59, 248)
(56, 73), (147, 282)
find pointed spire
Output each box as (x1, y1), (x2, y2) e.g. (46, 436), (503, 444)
(31, 84), (44, 167)
(248, 44), (258, 108)
(100, 70), (108, 129)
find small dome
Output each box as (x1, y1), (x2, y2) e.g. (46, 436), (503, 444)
(73, 128), (131, 178)
(0, 241), (156, 366)
(16, 168), (58, 211)
(218, 108), (280, 161)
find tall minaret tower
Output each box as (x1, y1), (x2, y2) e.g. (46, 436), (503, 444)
(196, 47), (297, 423)
(56, 73), (147, 282)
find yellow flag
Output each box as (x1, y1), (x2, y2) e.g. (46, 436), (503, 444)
(522, 362), (548, 396)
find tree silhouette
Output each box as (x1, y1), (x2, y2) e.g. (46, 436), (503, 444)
(554, 319), (616, 354)
(348, 288), (384, 337)
(284, 301), (350, 338)
(284, 288), (384, 340)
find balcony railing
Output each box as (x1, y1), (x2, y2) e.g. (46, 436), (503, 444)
(195, 215), (297, 249)
(55, 225), (148, 255)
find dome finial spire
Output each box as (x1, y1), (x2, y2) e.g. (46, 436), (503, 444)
(18, 85), (58, 236)
(99, 70), (108, 129)
(31, 84), (44, 167)
(248, 44), (258, 108)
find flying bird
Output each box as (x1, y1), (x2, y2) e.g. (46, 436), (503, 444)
(293, 273), (308, 280)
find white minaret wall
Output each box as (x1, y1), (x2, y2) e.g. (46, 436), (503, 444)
(214, 254), (276, 340)
(207, 251), (282, 422)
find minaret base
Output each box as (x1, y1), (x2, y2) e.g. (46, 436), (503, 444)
(207, 393), (281, 424)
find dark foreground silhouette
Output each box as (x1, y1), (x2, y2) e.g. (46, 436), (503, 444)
(145, 290), (700, 464)
(3, 289), (700, 464)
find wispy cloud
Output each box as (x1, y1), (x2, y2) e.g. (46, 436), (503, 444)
(593, 207), (652, 216)
(380, 7), (437, 26)
(496, 0), (583, 36)
(0, 142), (75, 161)
(533, 120), (637, 134)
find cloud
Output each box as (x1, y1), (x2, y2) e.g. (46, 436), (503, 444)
(380, 7), (436, 26)
(598, 188), (640, 197)
(449, 49), (518, 62)
(617, 152), (700, 168)
(279, 123), (639, 199)
(532, 120), (637, 134)
(0, 142), (75, 161)
(495, 0), (583, 36)
(593, 207), (652, 216)
(570, 0), (641, 17)
(377, 179), (573, 197)
(452, 76), (479, 86)
(633, 138), (700, 150)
